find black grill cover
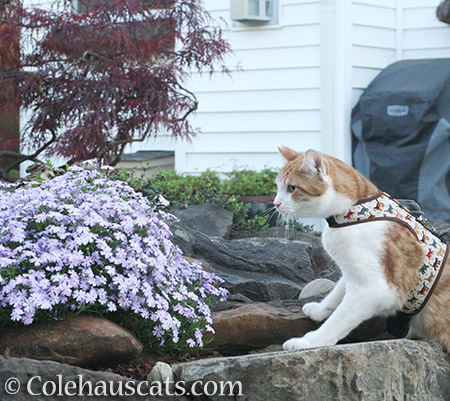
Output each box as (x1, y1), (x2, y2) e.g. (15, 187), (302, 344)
(352, 59), (450, 221)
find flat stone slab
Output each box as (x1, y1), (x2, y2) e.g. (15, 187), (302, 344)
(208, 299), (388, 355)
(173, 340), (450, 401)
(208, 302), (318, 354)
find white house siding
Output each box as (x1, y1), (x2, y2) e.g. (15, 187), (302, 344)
(18, 0), (450, 175)
(349, 0), (450, 106)
(142, 0), (323, 174)
(351, 1), (397, 111)
(402, 0), (450, 59)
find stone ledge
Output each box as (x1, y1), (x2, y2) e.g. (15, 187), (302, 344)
(173, 339), (450, 401)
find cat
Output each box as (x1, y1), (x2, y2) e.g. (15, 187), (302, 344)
(274, 146), (450, 352)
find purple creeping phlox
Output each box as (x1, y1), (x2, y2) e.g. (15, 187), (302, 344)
(0, 163), (228, 350)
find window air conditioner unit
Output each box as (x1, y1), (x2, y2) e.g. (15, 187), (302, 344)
(230, 0), (272, 22)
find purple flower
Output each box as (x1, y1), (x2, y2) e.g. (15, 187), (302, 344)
(0, 166), (228, 350)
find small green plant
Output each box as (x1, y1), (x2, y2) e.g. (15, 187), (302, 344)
(224, 197), (271, 234)
(114, 165), (319, 236)
(222, 168), (278, 197)
(116, 168), (221, 208)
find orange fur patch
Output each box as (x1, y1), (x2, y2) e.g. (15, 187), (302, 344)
(417, 258), (450, 351)
(382, 224), (423, 299)
(278, 151), (379, 202)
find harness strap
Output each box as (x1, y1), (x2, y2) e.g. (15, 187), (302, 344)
(326, 192), (448, 315)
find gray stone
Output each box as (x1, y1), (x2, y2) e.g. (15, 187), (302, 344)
(171, 203), (233, 238)
(298, 278), (336, 300)
(236, 227), (341, 281)
(172, 228), (309, 300)
(0, 315), (143, 368)
(195, 236), (313, 282)
(147, 362), (174, 392)
(173, 340), (450, 401)
(193, 235), (315, 301)
(172, 226), (315, 301)
(216, 265), (304, 301)
(170, 224), (196, 257)
(0, 356), (188, 401)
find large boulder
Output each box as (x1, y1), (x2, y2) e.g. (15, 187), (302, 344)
(189, 231), (315, 301)
(208, 300), (388, 355)
(173, 340), (450, 401)
(0, 315), (143, 368)
(208, 302), (318, 354)
(0, 356), (188, 401)
(172, 225), (315, 301)
(236, 227), (341, 281)
(171, 203), (233, 238)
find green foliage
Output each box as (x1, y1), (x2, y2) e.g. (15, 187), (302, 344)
(224, 197), (271, 234)
(222, 168), (279, 197)
(116, 165), (316, 236)
(115, 166), (279, 235)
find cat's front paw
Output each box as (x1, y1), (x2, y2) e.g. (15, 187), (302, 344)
(302, 302), (332, 322)
(282, 337), (312, 351)
(283, 332), (337, 351)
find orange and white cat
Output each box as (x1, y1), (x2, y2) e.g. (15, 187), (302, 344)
(274, 146), (450, 352)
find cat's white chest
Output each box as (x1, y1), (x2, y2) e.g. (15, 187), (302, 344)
(321, 221), (390, 283)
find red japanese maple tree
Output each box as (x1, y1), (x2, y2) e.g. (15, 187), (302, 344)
(0, 0), (230, 181)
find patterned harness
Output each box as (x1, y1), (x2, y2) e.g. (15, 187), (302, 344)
(326, 192), (449, 315)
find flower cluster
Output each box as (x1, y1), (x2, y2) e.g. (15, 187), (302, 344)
(0, 165), (227, 350)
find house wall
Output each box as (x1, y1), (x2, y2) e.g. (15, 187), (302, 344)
(135, 0), (323, 174)
(147, 0), (450, 173)
(351, 0), (397, 108)
(402, 0), (450, 59)
(19, 0), (450, 176)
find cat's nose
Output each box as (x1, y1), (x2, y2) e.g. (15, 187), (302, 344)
(274, 203), (281, 208)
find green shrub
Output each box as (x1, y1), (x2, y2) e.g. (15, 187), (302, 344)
(221, 168), (278, 197)
(115, 165), (291, 235)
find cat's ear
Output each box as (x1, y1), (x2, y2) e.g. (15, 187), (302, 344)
(301, 149), (327, 177)
(278, 145), (298, 162)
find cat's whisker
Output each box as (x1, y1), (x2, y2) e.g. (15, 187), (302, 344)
(259, 206), (277, 217)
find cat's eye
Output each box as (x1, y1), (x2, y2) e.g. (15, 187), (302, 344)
(287, 185), (296, 193)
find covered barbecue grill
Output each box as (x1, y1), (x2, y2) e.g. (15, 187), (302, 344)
(352, 59), (450, 221)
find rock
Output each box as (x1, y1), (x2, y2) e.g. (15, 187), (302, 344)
(170, 224), (196, 257)
(171, 203), (233, 238)
(147, 362), (174, 392)
(0, 356), (188, 401)
(208, 300), (388, 355)
(298, 278), (335, 300)
(236, 227), (341, 281)
(208, 302), (319, 354)
(193, 234), (315, 301)
(0, 315), (143, 368)
(172, 226), (315, 301)
(216, 266), (305, 301)
(173, 340), (450, 401)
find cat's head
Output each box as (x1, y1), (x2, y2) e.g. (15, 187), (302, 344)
(273, 146), (354, 218)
